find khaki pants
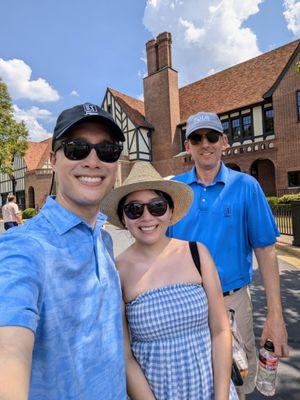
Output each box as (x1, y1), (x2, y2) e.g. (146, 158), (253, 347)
(224, 287), (258, 395)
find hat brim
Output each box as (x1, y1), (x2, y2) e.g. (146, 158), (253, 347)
(100, 179), (194, 229)
(186, 125), (223, 138)
(55, 115), (125, 143)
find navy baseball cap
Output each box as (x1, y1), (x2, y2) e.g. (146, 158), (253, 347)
(186, 111), (223, 138)
(53, 103), (125, 145)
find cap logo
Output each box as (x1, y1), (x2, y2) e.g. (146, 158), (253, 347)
(83, 103), (98, 115)
(194, 115), (210, 123)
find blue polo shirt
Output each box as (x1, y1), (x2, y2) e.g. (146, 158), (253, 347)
(0, 197), (126, 400)
(167, 163), (279, 292)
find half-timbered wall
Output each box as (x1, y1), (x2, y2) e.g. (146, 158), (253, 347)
(0, 155), (27, 207)
(102, 90), (151, 161)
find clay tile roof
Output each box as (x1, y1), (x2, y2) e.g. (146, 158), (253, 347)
(108, 88), (153, 129)
(179, 39), (300, 122)
(24, 138), (52, 171)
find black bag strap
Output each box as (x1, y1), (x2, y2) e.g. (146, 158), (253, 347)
(189, 241), (201, 275)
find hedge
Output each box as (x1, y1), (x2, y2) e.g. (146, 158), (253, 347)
(267, 193), (300, 205)
(22, 208), (37, 219)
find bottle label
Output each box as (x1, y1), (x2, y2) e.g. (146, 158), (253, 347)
(259, 353), (278, 371)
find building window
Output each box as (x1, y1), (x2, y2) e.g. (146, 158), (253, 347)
(222, 120), (229, 136)
(231, 117), (241, 139)
(288, 171), (300, 187)
(107, 104), (112, 114)
(242, 114), (252, 137)
(180, 127), (186, 152)
(297, 91), (300, 121)
(264, 108), (274, 134)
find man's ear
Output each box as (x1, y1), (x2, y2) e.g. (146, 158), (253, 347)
(184, 139), (191, 154)
(50, 151), (57, 170)
(221, 134), (229, 150)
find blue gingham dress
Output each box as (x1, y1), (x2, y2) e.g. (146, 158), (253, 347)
(126, 283), (238, 399)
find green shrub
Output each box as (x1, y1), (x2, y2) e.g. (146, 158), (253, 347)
(278, 193), (300, 204)
(22, 208), (36, 219)
(266, 197), (279, 205)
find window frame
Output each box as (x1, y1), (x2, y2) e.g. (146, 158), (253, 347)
(296, 91), (300, 122)
(263, 106), (274, 135)
(288, 170), (300, 188)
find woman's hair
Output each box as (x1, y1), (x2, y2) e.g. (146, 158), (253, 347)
(117, 190), (174, 227)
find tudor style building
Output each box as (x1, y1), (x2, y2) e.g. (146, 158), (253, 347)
(1, 33), (299, 210)
(0, 138), (52, 210)
(102, 32), (300, 196)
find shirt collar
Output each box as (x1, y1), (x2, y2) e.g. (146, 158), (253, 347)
(187, 162), (229, 186)
(185, 167), (199, 184)
(213, 162), (229, 184)
(40, 196), (107, 235)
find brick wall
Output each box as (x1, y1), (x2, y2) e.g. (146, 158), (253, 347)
(273, 48), (300, 193)
(144, 69), (181, 177)
(25, 170), (53, 209)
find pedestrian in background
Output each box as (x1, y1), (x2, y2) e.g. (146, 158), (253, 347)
(167, 111), (289, 399)
(2, 194), (23, 230)
(0, 103), (127, 400)
(101, 161), (238, 400)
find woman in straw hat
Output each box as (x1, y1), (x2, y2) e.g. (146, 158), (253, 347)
(101, 161), (238, 400)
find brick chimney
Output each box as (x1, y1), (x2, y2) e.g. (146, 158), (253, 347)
(143, 32), (180, 176)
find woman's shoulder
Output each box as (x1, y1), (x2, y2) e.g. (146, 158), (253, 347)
(116, 247), (132, 269)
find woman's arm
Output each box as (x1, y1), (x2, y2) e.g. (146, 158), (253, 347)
(198, 243), (232, 400)
(122, 302), (156, 400)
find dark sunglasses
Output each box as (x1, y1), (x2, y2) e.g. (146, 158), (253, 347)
(53, 139), (123, 163)
(189, 131), (221, 145)
(123, 199), (168, 220)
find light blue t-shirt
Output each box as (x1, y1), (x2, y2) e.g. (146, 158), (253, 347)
(167, 163), (279, 292)
(0, 197), (126, 400)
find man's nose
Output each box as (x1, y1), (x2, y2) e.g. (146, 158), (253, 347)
(82, 148), (101, 167)
(200, 135), (210, 145)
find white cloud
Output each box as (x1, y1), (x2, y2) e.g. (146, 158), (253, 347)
(70, 90), (79, 97)
(137, 93), (144, 101)
(13, 105), (52, 142)
(179, 18), (205, 44)
(0, 58), (59, 102)
(143, 0), (263, 84)
(283, 0), (300, 36)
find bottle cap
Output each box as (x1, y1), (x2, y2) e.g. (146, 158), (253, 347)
(264, 340), (275, 352)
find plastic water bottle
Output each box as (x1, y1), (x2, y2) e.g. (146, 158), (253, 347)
(256, 340), (279, 396)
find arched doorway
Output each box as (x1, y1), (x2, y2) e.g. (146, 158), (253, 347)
(28, 186), (35, 208)
(250, 159), (276, 196)
(226, 163), (241, 172)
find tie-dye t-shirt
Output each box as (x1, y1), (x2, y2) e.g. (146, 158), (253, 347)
(0, 197), (126, 400)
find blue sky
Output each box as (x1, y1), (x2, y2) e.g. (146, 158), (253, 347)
(0, 0), (299, 141)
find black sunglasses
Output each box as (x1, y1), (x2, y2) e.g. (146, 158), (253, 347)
(123, 199), (168, 220)
(54, 139), (123, 163)
(189, 131), (221, 145)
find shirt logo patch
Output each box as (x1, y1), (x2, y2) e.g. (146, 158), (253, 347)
(223, 205), (231, 217)
(83, 103), (98, 115)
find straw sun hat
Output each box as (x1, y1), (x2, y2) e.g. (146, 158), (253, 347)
(100, 161), (194, 229)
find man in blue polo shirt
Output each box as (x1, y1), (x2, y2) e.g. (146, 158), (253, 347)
(167, 111), (289, 399)
(0, 103), (127, 399)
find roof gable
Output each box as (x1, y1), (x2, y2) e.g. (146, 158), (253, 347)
(108, 88), (153, 128)
(179, 39), (300, 122)
(24, 138), (52, 171)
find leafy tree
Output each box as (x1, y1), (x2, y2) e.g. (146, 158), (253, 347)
(0, 79), (28, 194)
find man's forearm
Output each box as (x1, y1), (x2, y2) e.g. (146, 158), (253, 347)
(254, 245), (282, 315)
(254, 244), (289, 356)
